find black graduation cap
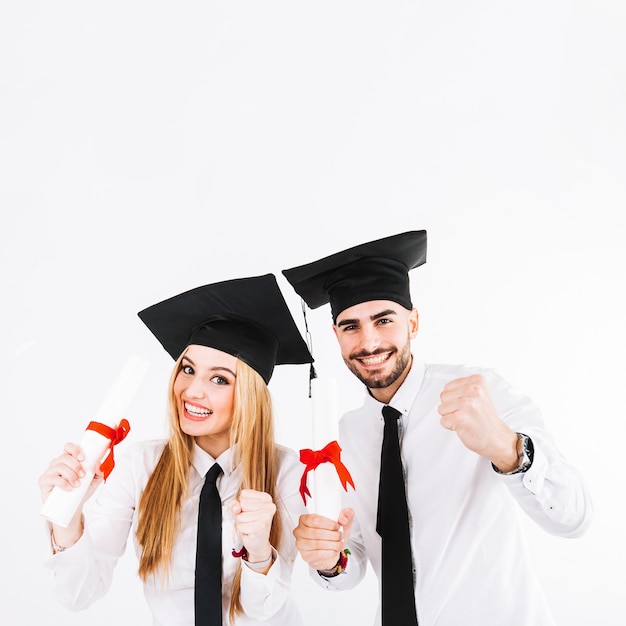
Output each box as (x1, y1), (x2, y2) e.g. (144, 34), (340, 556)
(137, 273), (313, 384)
(282, 230), (427, 321)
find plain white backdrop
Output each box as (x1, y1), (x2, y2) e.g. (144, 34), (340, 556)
(1, 1), (625, 624)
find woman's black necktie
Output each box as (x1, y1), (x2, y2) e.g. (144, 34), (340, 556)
(377, 405), (419, 625)
(195, 462), (223, 626)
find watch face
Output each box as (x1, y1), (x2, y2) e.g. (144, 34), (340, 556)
(518, 433), (534, 471)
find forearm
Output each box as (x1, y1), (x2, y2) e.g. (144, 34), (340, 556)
(44, 525), (117, 610)
(50, 513), (84, 553)
(239, 548), (294, 619)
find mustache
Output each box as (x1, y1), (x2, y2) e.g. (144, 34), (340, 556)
(349, 347), (394, 360)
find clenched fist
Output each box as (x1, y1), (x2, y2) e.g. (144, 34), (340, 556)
(230, 489), (277, 566)
(438, 374), (519, 472)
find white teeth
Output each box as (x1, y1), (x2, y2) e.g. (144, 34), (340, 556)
(360, 354), (389, 365)
(185, 403), (212, 416)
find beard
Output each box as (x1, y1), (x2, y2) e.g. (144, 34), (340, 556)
(344, 336), (412, 389)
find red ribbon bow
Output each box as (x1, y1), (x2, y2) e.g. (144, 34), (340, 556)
(299, 440), (355, 505)
(86, 419), (131, 480)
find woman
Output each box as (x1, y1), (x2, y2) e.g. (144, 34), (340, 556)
(39, 273), (313, 625)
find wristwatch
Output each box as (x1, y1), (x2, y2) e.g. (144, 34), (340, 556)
(493, 432), (534, 475)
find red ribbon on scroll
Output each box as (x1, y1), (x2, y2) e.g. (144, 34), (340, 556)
(86, 418), (131, 480)
(299, 440), (355, 505)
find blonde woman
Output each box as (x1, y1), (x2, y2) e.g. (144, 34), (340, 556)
(39, 274), (313, 626)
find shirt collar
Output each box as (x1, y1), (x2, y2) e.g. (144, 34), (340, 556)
(191, 443), (236, 479)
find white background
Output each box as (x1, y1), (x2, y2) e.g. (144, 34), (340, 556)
(2, 1), (625, 624)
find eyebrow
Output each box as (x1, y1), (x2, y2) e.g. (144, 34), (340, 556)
(181, 356), (237, 377)
(336, 308), (397, 328)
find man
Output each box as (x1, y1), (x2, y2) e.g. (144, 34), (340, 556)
(282, 230), (592, 626)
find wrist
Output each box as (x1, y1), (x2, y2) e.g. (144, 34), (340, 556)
(243, 545), (273, 564)
(490, 430), (521, 473)
(317, 549), (351, 578)
(50, 528), (80, 553)
(242, 548), (275, 572)
(493, 433), (534, 475)
(50, 517), (84, 553)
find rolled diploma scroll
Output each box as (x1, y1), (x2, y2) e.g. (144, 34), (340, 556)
(311, 377), (342, 521)
(40, 355), (150, 528)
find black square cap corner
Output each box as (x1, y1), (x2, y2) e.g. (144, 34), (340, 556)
(282, 230), (427, 321)
(137, 273), (312, 384)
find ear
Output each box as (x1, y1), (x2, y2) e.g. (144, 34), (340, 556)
(408, 308), (419, 339)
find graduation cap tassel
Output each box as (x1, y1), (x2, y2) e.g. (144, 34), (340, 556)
(308, 362), (317, 398)
(301, 299), (317, 398)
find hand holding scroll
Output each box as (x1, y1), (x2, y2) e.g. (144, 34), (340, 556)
(293, 508), (354, 571)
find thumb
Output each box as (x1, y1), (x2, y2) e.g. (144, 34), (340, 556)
(229, 499), (242, 516)
(337, 507), (355, 544)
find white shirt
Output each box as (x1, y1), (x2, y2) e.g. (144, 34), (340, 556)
(44, 440), (307, 626)
(315, 361), (593, 626)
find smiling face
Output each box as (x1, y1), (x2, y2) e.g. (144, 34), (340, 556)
(333, 299), (419, 404)
(173, 344), (238, 457)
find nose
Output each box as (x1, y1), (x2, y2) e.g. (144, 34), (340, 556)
(184, 374), (206, 399)
(359, 324), (381, 353)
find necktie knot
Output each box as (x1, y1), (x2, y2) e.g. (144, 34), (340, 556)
(206, 463), (223, 484)
(382, 405), (402, 423)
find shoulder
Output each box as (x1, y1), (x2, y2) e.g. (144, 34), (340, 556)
(422, 362), (513, 388)
(424, 361), (492, 380)
(275, 443), (301, 471)
(275, 444), (305, 486)
(114, 438), (169, 473)
(94, 438), (169, 503)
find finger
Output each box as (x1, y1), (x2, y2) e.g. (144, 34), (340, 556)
(294, 531), (342, 550)
(445, 377), (488, 407)
(300, 513), (341, 531)
(238, 489), (273, 511)
(52, 445), (86, 476)
(294, 523), (344, 546)
(299, 548), (343, 571)
(441, 374), (484, 393)
(337, 508), (354, 530)
(336, 508), (355, 545)
(54, 453), (87, 482)
(439, 414), (458, 431)
(239, 488), (271, 500)
(235, 503), (276, 527)
(229, 500), (243, 516)
(61, 442), (87, 463)
(39, 463), (82, 491)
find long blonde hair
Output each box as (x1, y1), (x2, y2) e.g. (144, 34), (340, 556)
(136, 350), (282, 622)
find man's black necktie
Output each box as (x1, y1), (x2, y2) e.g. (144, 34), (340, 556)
(377, 405), (419, 625)
(195, 462), (223, 626)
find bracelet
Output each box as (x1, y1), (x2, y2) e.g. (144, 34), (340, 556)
(317, 549), (351, 578)
(243, 551), (274, 571)
(50, 532), (68, 553)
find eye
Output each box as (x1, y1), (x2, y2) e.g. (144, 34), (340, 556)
(181, 364), (194, 375)
(210, 375), (230, 385)
(340, 323), (358, 332)
(376, 317), (392, 326)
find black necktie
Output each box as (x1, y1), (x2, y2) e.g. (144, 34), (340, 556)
(195, 463), (223, 626)
(377, 405), (418, 625)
